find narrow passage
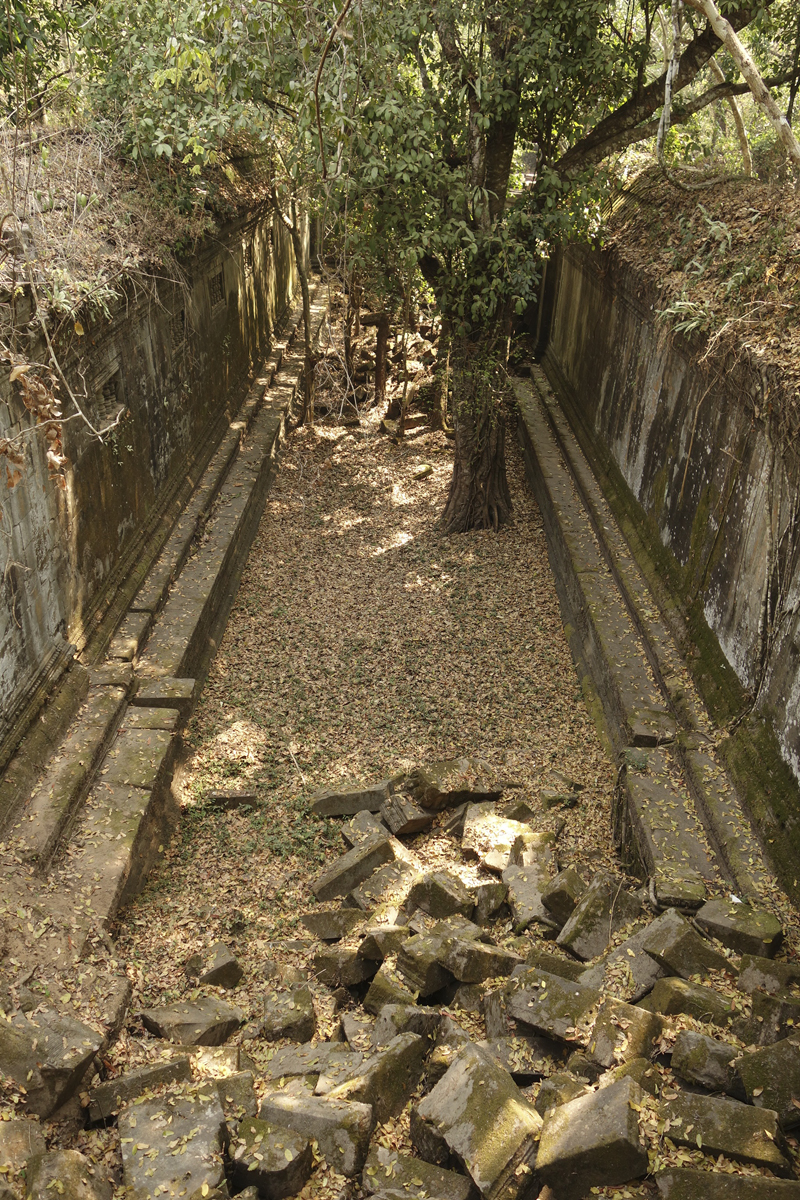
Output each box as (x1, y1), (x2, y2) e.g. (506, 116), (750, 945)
(114, 407), (616, 1010)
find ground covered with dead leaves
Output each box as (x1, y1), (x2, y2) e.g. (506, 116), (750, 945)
(107, 386), (620, 1193)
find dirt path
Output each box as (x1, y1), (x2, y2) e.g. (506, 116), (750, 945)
(113, 408), (617, 988)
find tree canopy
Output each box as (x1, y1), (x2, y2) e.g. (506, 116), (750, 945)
(2, 0), (799, 525)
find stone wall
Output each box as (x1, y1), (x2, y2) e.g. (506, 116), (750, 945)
(0, 207), (305, 766)
(542, 244), (800, 793)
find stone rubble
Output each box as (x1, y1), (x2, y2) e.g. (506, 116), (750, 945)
(1, 762), (798, 1200)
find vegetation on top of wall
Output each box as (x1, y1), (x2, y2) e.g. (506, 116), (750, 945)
(605, 168), (800, 449)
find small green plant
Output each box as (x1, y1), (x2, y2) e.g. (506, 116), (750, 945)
(656, 298), (714, 335)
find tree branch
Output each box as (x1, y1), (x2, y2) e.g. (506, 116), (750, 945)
(555, 2), (775, 176)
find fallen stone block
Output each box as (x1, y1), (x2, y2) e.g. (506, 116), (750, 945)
(140, 997), (244, 1046)
(338, 1013), (373, 1050)
(118, 1087), (228, 1198)
(0, 1008), (103, 1117)
(258, 986), (316, 1042)
(656, 1168), (800, 1200)
(0, 1119), (46, 1168)
(342, 810), (387, 847)
(358, 924), (410, 961)
(735, 1035), (800, 1129)
(25, 1151), (112, 1200)
(643, 977), (734, 1027)
(301, 909), (368, 942)
(556, 872), (643, 961)
(462, 803), (534, 871)
(541, 868), (586, 926)
(443, 803), (469, 837)
(408, 758), (501, 810)
(311, 779), (394, 816)
(524, 947), (586, 983)
(325, 1032), (428, 1124)
(738, 954), (800, 996)
(380, 793), (435, 836)
(453, 984), (484, 1013)
(347, 859), (419, 911)
(361, 1144), (476, 1200)
(410, 1105), (452, 1167)
(228, 1116), (313, 1197)
(695, 898), (783, 958)
(88, 1058), (193, 1125)
(370, 1004), (441, 1049)
(265, 1042), (360, 1082)
(740, 988), (800, 1046)
(640, 908), (732, 979)
(474, 880), (509, 924)
(440, 938), (522, 983)
(313, 1050), (367, 1095)
(587, 997), (662, 1068)
(313, 947), (377, 988)
(508, 969), (601, 1043)
(217, 1070), (257, 1118)
(534, 1071), (589, 1116)
(405, 870), (474, 919)
(312, 836), (409, 901)
(660, 1091), (791, 1174)
(480, 1035), (562, 1081)
(578, 924), (666, 1002)
(258, 1092), (373, 1176)
(671, 1029), (743, 1097)
(185, 942), (243, 989)
(397, 933), (454, 996)
(502, 861), (557, 933)
(413, 1042), (540, 1200)
(425, 1017), (473, 1088)
(564, 1050), (605, 1083)
(599, 1056), (660, 1096)
(363, 964), (418, 1014)
(536, 1076), (648, 1200)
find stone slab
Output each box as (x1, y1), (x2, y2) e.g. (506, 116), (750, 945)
(311, 780), (393, 816)
(405, 871), (474, 919)
(26, 1151), (112, 1200)
(641, 907), (734, 979)
(362, 1144), (476, 1200)
(671, 1029), (742, 1097)
(313, 837), (409, 902)
(536, 1076), (647, 1200)
(301, 909), (368, 941)
(656, 1169), (800, 1200)
(258, 1092), (373, 1176)
(508, 970), (601, 1043)
(578, 923), (666, 1002)
(0, 1008), (103, 1118)
(324, 1032), (428, 1125)
(735, 1035), (800, 1129)
(556, 871), (643, 961)
(88, 1058), (192, 1125)
(588, 996), (662, 1068)
(140, 997), (244, 1045)
(414, 1042), (541, 1200)
(695, 898), (783, 958)
(660, 1091), (791, 1174)
(118, 1087), (227, 1198)
(227, 1116), (312, 1197)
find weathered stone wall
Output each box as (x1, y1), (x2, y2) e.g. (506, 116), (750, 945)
(0, 207), (305, 763)
(544, 244), (800, 788)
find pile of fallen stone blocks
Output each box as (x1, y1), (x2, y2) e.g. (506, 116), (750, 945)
(2, 758), (799, 1200)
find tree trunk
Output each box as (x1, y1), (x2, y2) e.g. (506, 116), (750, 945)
(431, 317), (451, 431)
(708, 56), (752, 175)
(289, 207), (316, 425)
(440, 337), (512, 533)
(362, 312), (391, 408)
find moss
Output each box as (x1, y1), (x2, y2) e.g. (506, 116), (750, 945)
(553, 374), (800, 905)
(718, 718), (800, 908)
